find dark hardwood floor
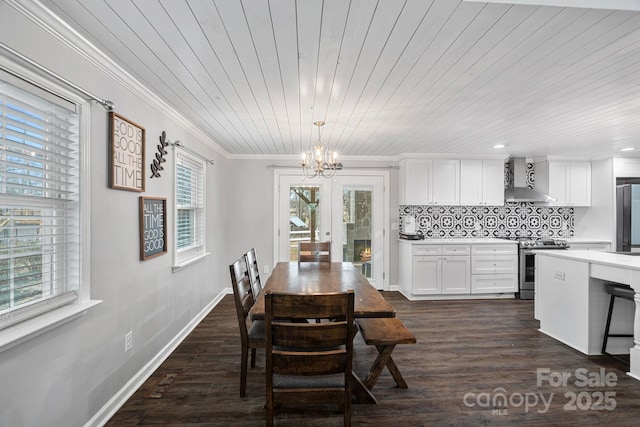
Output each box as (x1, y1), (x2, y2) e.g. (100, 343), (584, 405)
(106, 292), (640, 426)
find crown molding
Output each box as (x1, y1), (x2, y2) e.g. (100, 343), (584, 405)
(398, 153), (508, 161)
(6, 0), (230, 159)
(227, 153), (399, 163)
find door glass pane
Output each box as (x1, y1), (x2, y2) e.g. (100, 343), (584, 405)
(289, 186), (322, 261)
(342, 188), (373, 278)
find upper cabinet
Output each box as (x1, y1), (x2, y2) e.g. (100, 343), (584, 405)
(460, 160), (504, 206)
(400, 159), (430, 205)
(399, 159), (459, 205)
(535, 161), (591, 206)
(615, 158), (640, 178)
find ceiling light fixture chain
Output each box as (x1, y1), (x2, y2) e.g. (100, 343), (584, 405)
(301, 120), (339, 178)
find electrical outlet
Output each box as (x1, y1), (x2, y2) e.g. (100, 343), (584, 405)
(124, 331), (133, 352)
(263, 265), (269, 274)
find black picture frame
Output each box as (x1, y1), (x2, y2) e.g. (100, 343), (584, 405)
(139, 196), (167, 260)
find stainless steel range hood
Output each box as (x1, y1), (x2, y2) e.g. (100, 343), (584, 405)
(504, 157), (553, 203)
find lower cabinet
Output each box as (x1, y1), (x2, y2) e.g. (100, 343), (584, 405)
(442, 256), (471, 294)
(412, 255), (440, 294)
(471, 256), (518, 275)
(470, 244), (518, 294)
(400, 241), (517, 298)
(411, 245), (470, 295)
(471, 274), (517, 293)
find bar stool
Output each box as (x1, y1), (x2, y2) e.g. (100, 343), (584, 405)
(601, 283), (635, 365)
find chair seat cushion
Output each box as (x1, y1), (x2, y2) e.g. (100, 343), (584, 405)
(248, 320), (265, 340)
(273, 373), (345, 389)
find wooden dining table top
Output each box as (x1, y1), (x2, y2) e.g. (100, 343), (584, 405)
(249, 262), (396, 320)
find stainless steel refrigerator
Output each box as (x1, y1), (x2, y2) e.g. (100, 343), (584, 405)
(616, 184), (640, 252)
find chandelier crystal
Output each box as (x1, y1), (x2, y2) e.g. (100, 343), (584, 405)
(301, 120), (339, 178)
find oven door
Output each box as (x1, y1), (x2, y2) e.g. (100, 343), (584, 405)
(518, 249), (536, 299)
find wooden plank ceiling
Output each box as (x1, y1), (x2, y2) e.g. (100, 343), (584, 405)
(39, 0), (640, 159)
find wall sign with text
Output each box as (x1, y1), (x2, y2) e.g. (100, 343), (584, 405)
(139, 196), (167, 260)
(110, 112), (145, 192)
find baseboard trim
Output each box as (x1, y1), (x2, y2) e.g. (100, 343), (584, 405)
(85, 289), (231, 427)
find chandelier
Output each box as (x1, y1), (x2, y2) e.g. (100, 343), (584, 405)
(301, 120), (339, 178)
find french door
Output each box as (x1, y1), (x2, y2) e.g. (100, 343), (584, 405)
(274, 171), (388, 290)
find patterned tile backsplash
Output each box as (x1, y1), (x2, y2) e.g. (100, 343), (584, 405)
(399, 163), (575, 239)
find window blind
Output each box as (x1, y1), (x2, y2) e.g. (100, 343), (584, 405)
(175, 151), (205, 264)
(0, 78), (80, 329)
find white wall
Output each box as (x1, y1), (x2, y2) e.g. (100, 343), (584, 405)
(0, 3), (229, 426)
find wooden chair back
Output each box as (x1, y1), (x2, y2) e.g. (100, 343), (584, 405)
(245, 247), (262, 299)
(230, 256), (264, 397)
(298, 241), (331, 263)
(265, 290), (354, 426)
(230, 257), (254, 337)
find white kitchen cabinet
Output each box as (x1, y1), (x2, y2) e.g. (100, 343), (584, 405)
(471, 275), (518, 293)
(441, 256), (471, 293)
(432, 160), (460, 205)
(398, 242), (413, 296)
(400, 159), (431, 205)
(566, 162), (591, 206)
(441, 244), (472, 293)
(400, 158), (459, 205)
(535, 161), (591, 206)
(614, 157), (640, 178)
(412, 254), (441, 294)
(399, 241), (517, 298)
(470, 243), (518, 293)
(471, 244), (517, 256)
(460, 159), (504, 206)
(406, 244), (470, 295)
(471, 256), (518, 275)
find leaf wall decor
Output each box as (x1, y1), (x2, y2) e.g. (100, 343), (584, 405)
(151, 131), (169, 178)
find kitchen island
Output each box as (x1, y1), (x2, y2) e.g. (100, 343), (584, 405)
(536, 250), (640, 381)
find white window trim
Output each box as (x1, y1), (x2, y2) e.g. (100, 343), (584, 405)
(172, 148), (209, 271)
(0, 55), (101, 353)
(172, 252), (210, 273)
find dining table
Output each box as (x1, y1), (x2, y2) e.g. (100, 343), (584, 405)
(249, 261), (396, 404)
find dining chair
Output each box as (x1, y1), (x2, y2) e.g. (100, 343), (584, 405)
(298, 241), (331, 263)
(229, 257), (265, 397)
(245, 247), (262, 299)
(265, 290), (355, 427)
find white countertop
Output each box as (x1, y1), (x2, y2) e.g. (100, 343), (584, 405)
(565, 238), (612, 244)
(535, 249), (640, 271)
(398, 238), (517, 245)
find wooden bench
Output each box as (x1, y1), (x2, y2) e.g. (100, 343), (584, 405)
(356, 317), (417, 390)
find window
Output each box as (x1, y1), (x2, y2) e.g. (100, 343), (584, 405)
(0, 77), (80, 329)
(175, 150), (205, 266)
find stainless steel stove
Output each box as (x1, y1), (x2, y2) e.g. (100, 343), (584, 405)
(505, 237), (570, 299)
(515, 238), (570, 250)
